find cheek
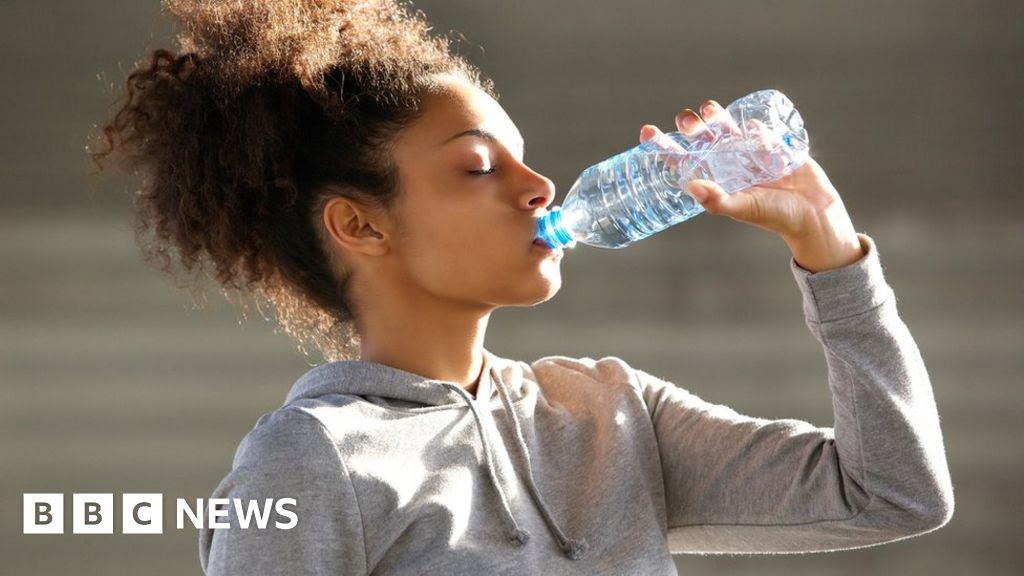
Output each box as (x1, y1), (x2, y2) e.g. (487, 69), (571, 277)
(390, 192), (559, 302)
(399, 222), (533, 300)
(419, 235), (508, 288)
(396, 212), (485, 289)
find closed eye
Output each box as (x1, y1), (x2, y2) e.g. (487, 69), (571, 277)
(469, 167), (496, 175)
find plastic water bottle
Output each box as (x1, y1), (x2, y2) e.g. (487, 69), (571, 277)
(535, 89), (809, 249)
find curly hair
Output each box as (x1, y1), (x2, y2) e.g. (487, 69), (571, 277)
(88, 0), (495, 361)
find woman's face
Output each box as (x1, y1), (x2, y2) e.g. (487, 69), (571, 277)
(383, 75), (562, 312)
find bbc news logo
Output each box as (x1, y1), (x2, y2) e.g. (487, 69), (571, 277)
(23, 493), (297, 534)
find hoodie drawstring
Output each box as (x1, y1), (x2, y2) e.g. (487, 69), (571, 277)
(441, 368), (590, 561)
(491, 367), (590, 561)
(440, 382), (532, 548)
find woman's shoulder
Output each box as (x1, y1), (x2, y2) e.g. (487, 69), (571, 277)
(523, 353), (643, 394)
(529, 353), (634, 377)
(229, 403), (347, 477)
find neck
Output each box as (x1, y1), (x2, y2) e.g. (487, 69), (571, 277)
(355, 290), (492, 394)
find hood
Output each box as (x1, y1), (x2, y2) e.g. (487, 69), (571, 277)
(282, 348), (590, 561)
(284, 349), (508, 408)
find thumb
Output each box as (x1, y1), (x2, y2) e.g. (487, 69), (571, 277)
(687, 179), (749, 218)
(687, 179), (724, 207)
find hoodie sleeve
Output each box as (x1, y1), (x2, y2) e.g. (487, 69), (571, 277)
(199, 408), (367, 575)
(638, 232), (954, 554)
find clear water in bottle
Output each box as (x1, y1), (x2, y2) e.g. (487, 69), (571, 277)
(536, 89), (810, 249)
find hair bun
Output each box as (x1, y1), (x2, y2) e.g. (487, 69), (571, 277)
(164, 0), (438, 102)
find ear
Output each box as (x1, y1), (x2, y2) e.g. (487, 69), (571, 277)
(322, 196), (392, 257)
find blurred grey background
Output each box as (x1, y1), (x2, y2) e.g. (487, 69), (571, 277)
(2, 0), (1021, 574)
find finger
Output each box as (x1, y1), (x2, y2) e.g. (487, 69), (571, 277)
(639, 123), (688, 154)
(698, 99), (742, 138)
(638, 124), (662, 144)
(674, 107), (726, 151)
(674, 108), (708, 138)
(687, 179), (760, 221)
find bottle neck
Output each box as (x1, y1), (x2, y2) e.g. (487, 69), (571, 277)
(535, 207), (576, 249)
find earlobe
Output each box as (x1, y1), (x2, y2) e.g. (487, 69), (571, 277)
(322, 196), (389, 257)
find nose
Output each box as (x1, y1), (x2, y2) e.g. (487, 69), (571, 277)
(516, 162), (556, 211)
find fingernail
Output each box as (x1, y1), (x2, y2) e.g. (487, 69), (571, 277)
(681, 111), (698, 131)
(689, 184), (707, 202)
(701, 101), (718, 116)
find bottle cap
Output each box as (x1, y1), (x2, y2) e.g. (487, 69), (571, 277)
(535, 207), (576, 249)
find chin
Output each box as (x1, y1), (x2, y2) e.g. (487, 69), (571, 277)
(483, 264), (562, 308)
(514, 273), (562, 307)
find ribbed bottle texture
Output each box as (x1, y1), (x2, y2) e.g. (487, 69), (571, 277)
(536, 89), (809, 249)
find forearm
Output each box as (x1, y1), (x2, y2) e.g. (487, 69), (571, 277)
(653, 233), (953, 554)
(793, 233), (955, 530)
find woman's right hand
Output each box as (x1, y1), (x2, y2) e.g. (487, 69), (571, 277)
(638, 100), (864, 273)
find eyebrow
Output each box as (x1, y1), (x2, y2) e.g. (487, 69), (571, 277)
(443, 128), (524, 152)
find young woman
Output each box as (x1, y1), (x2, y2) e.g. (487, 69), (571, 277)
(91, 1), (953, 574)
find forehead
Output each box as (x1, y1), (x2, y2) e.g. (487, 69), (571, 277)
(399, 76), (522, 148)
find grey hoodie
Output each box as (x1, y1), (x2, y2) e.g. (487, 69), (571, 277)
(199, 232), (954, 575)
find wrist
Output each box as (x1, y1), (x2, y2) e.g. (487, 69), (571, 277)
(785, 229), (864, 273)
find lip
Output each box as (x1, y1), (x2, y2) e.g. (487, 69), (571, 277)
(531, 237), (563, 257)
